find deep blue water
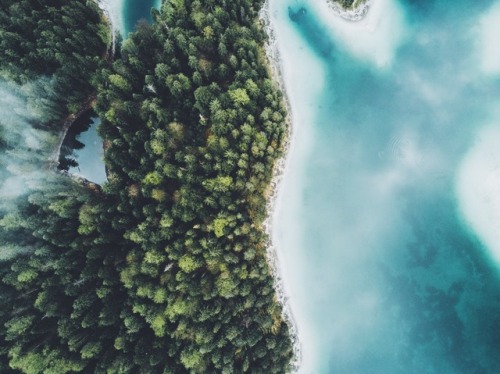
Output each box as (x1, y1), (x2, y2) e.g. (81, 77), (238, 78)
(271, 0), (500, 372)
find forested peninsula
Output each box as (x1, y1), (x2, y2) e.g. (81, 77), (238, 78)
(0, 0), (294, 373)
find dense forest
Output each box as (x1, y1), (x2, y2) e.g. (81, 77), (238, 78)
(0, 0), (293, 373)
(0, 0), (109, 115)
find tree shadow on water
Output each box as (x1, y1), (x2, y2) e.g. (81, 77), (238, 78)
(58, 110), (95, 172)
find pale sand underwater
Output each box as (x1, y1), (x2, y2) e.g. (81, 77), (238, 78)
(268, 0), (500, 372)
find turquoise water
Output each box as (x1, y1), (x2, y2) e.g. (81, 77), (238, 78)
(122, 0), (161, 35)
(270, 0), (500, 372)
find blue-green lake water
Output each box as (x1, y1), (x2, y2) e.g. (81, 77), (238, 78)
(270, 0), (500, 372)
(122, 0), (161, 35)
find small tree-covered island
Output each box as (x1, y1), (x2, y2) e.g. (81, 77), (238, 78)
(0, 0), (297, 372)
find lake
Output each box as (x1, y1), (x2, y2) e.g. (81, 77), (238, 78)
(59, 111), (107, 184)
(270, 0), (500, 372)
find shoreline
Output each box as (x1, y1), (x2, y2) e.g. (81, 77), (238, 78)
(47, 96), (96, 170)
(259, 0), (370, 372)
(259, 2), (302, 371)
(96, 0), (120, 54)
(49, 1), (114, 174)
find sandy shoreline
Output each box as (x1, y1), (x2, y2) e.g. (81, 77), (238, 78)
(259, 0), (370, 372)
(259, 2), (302, 371)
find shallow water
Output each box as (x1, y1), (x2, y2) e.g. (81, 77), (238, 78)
(270, 0), (500, 372)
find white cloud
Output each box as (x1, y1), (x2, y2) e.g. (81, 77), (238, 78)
(478, 2), (500, 75)
(456, 125), (500, 266)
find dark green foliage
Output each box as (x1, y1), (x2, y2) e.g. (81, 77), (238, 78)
(0, 181), (129, 373)
(0, 0), (109, 117)
(94, 0), (293, 370)
(0, 0), (293, 372)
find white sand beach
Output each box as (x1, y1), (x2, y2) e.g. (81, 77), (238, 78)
(259, 0), (379, 372)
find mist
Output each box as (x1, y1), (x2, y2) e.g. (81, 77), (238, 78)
(270, 0), (500, 372)
(0, 78), (60, 212)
